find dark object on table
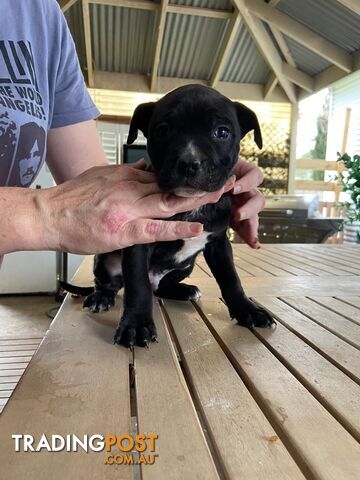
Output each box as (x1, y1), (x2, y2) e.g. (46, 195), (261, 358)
(258, 194), (342, 244)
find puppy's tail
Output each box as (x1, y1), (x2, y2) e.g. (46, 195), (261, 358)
(60, 281), (94, 296)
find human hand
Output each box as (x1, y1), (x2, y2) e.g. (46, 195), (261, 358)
(40, 161), (235, 254)
(230, 160), (265, 249)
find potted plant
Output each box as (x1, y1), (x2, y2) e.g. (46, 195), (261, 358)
(337, 153), (360, 243)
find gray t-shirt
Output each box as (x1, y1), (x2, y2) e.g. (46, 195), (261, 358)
(0, 0), (100, 188)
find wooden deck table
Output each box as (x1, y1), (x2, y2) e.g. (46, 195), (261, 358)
(0, 244), (360, 479)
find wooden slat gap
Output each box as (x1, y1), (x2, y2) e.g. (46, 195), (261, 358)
(306, 297), (360, 327)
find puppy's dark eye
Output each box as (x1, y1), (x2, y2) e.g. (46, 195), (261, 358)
(155, 123), (169, 137)
(213, 126), (230, 139)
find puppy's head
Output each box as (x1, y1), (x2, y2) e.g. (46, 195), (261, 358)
(127, 85), (262, 197)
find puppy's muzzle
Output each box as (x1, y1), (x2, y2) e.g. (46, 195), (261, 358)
(177, 158), (201, 176)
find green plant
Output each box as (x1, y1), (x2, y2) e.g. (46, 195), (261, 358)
(337, 153), (360, 241)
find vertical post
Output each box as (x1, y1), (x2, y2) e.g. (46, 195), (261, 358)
(288, 102), (298, 194)
(83, 0), (94, 87)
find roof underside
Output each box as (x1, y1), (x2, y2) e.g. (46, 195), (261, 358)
(63, 0), (360, 103)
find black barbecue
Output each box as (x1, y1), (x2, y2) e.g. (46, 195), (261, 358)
(257, 195), (342, 243)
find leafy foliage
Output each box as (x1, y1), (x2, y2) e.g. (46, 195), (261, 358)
(337, 153), (360, 241)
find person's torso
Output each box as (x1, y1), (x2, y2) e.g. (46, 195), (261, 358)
(0, 0), (58, 187)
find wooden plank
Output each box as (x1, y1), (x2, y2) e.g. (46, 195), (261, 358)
(0, 338), (42, 346)
(251, 248), (315, 276)
(252, 308), (360, 442)
(0, 361), (30, 369)
(0, 390), (12, 399)
(250, 296), (360, 383)
(0, 383), (17, 390)
(234, 257), (275, 277)
(295, 159), (345, 171)
(0, 294), (132, 480)
(150, 0), (169, 91)
(0, 355), (32, 363)
(337, 296), (360, 309)
(283, 246), (360, 275)
(310, 297), (360, 326)
(134, 301), (218, 480)
(264, 246), (352, 276)
(235, 251), (298, 276)
(58, 0), (78, 12)
(282, 297), (360, 349)
(242, 275), (359, 297)
(282, 63), (314, 92)
(199, 299), (360, 480)
(0, 345), (38, 357)
(210, 12), (242, 87)
(0, 376), (22, 384)
(163, 299), (305, 479)
(335, 0), (360, 14)
(263, 72), (278, 100)
(167, 4), (231, 19)
(294, 180), (338, 191)
(0, 369), (25, 377)
(0, 350), (36, 358)
(82, 0), (94, 87)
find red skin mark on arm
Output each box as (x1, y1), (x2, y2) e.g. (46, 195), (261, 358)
(103, 210), (129, 234)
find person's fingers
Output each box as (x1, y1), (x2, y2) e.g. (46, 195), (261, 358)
(131, 158), (148, 170)
(230, 215), (260, 249)
(120, 219), (204, 244)
(232, 189), (265, 221)
(136, 177), (236, 218)
(232, 161), (263, 194)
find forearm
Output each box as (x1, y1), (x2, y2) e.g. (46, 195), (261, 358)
(0, 187), (56, 255)
(46, 120), (108, 184)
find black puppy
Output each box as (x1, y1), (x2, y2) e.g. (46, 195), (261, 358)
(62, 85), (274, 347)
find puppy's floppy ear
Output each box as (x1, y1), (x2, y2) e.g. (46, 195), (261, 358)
(127, 102), (156, 144)
(233, 102), (263, 149)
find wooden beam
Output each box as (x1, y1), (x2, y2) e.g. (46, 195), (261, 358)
(82, 0), (94, 87)
(270, 27), (296, 67)
(263, 72), (277, 100)
(288, 103), (298, 194)
(167, 4), (231, 19)
(282, 63), (314, 92)
(150, 0), (169, 92)
(246, 0), (353, 73)
(92, 71), (290, 102)
(335, 0), (360, 15)
(231, 0), (297, 103)
(210, 12), (242, 87)
(299, 48), (360, 100)
(296, 159), (346, 171)
(89, 0), (158, 10)
(58, 0), (78, 11)
(89, 0), (232, 19)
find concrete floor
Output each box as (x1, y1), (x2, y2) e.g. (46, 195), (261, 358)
(0, 295), (57, 338)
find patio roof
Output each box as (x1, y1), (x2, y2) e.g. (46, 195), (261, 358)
(59, 0), (360, 103)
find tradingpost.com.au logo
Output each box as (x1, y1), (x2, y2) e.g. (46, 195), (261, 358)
(12, 433), (158, 466)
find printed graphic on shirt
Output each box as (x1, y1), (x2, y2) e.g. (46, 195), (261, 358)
(0, 40), (47, 187)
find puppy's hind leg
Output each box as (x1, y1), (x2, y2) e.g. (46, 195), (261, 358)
(84, 252), (123, 313)
(154, 265), (201, 301)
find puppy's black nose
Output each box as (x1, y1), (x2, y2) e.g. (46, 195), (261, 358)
(178, 158), (201, 176)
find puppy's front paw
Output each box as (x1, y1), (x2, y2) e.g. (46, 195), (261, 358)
(114, 314), (158, 348)
(83, 290), (115, 313)
(230, 298), (276, 331)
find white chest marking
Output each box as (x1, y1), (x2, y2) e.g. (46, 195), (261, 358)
(175, 231), (211, 264)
